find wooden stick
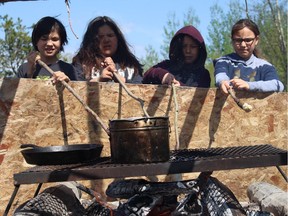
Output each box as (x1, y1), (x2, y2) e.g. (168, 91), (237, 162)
(165, 84), (182, 182)
(228, 88), (252, 112)
(113, 71), (150, 117)
(172, 84), (180, 150)
(37, 59), (110, 136)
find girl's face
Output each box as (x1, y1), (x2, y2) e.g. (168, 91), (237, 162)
(232, 27), (259, 60)
(97, 25), (118, 57)
(36, 30), (61, 60)
(182, 35), (199, 64)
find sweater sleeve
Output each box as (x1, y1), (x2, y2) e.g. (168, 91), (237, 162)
(214, 58), (231, 87)
(142, 67), (169, 84)
(248, 80), (284, 92)
(198, 69), (211, 88)
(248, 64), (284, 92)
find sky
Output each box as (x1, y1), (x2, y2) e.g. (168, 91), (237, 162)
(0, 0), (230, 59)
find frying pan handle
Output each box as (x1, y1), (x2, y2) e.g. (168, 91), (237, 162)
(20, 144), (40, 149)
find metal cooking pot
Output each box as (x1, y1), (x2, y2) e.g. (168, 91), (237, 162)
(21, 144), (103, 165)
(109, 116), (170, 163)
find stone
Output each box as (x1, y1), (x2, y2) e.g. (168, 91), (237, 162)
(247, 182), (288, 216)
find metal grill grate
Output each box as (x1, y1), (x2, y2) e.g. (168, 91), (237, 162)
(169, 144), (287, 161)
(14, 144), (287, 185)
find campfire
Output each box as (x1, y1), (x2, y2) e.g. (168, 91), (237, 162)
(13, 172), (274, 216)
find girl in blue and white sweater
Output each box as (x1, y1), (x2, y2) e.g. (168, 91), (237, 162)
(214, 19), (284, 93)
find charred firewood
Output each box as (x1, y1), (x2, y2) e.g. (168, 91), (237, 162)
(106, 172), (212, 199)
(13, 184), (86, 216)
(85, 200), (114, 216)
(115, 194), (164, 216)
(106, 178), (201, 199)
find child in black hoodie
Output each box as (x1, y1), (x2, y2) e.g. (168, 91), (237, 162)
(143, 25), (211, 87)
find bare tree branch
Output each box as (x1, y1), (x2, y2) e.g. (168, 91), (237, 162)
(65, 0), (78, 39)
(267, 0), (286, 53)
(245, 0), (250, 19)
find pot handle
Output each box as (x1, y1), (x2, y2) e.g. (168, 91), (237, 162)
(20, 144), (40, 149)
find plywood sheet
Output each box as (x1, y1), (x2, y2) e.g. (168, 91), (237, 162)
(0, 78), (287, 214)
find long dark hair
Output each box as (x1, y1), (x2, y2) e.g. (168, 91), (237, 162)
(231, 19), (261, 57)
(32, 16), (67, 52)
(73, 16), (142, 75)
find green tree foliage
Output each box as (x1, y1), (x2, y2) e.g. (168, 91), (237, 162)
(140, 45), (160, 73)
(207, 1), (243, 62)
(160, 12), (180, 60)
(249, 0), (287, 90)
(0, 15), (31, 77)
